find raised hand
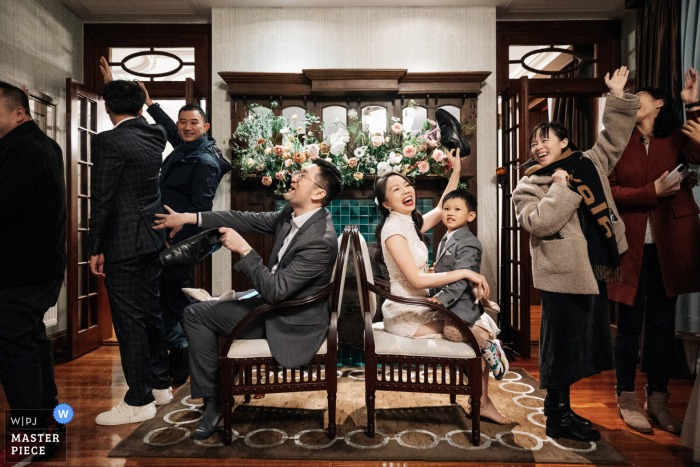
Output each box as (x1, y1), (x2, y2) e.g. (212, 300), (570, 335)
(681, 67), (699, 106)
(99, 56), (113, 84)
(446, 147), (462, 174)
(604, 66), (629, 99)
(682, 118), (700, 145)
(135, 80), (154, 107)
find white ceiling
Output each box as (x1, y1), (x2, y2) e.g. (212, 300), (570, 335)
(58, 0), (629, 23)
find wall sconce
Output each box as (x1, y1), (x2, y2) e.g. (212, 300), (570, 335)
(497, 166), (507, 188)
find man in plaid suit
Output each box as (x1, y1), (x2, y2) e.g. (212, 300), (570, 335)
(87, 79), (172, 425)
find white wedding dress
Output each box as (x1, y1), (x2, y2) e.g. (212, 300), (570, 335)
(380, 211), (443, 338)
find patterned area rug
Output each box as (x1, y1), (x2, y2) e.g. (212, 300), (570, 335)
(109, 368), (627, 463)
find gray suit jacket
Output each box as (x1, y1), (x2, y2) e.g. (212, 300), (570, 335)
(432, 227), (484, 324)
(201, 205), (337, 368)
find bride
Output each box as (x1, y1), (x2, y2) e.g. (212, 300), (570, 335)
(373, 150), (510, 424)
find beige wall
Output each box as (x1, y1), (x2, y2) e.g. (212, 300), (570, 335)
(0, 0), (83, 333)
(210, 7), (498, 294)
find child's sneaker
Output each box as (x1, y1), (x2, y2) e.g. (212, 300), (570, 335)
(481, 339), (508, 380)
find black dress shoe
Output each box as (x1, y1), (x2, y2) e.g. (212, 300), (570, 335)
(435, 108), (471, 157)
(544, 394), (592, 427)
(160, 229), (223, 267)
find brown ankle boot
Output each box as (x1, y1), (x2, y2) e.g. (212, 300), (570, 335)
(617, 391), (652, 433)
(644, 385), (682, 434)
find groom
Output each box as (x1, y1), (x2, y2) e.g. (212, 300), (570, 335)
(154, 159), (343, 439)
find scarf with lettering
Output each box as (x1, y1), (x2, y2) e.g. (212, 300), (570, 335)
(525, 149), (621, 282)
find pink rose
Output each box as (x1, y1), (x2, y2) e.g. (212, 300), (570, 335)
(262, 176), (272, 186)
(418, 160), (430, 174)
(275, 171), (286, 181)
(307, 144), (320, 158)
(284, 159), (293, 167)
(273, 145), (284, 156)
(431, 149), (445, 162)
(348, 158), (358, 168)
(391, 123), (403, 134)
(403, 145), (416, 158)
(371, 135), (384, 147)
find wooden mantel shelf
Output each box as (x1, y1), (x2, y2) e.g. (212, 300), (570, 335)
(219, 69), (490, 98)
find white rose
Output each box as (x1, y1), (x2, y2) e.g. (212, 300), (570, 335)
(330, 143), (345, 156)
(376, 162), (392, 176)
(246, 158), (255, 167)
(390, 152), (402, 164)
(371, 135), (384, 147)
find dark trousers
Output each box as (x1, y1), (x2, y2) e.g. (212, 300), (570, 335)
(184, 294), (266, 400)
(0, 278), (62, 427)
(104, 252), (170, 406)
(159, 266), (193, 351)
(614, 244), (678, 395)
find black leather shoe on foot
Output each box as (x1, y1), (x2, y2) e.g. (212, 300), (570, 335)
(190, 411), (223, 440)
(544, 394), (591, 427)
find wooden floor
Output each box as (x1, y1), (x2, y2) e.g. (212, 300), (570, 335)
(0, 345), (695, 467)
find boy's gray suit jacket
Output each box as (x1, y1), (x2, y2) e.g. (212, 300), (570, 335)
(432, 227), (484, 325)
(201, 205), (337, 369)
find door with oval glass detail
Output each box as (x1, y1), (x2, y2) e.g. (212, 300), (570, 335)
(499, 77), (531, 358)
(66, 79), (111, 359)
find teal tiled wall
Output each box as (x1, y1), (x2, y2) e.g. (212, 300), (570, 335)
(275, 198), (435, 263)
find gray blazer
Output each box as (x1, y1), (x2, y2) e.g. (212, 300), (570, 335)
(431, 227), (483, 324)
(201, 205), (337, 368)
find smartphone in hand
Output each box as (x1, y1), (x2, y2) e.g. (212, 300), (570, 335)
(664, 164), (690, 186)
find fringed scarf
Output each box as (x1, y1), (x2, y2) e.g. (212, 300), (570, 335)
(525, 149), (622, 282)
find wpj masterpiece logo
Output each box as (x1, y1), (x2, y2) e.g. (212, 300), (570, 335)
(4, 404), (72, 464)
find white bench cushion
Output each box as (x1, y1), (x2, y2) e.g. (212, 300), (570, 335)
(371, 322), (476, 359)
(227, 338), (328, 359)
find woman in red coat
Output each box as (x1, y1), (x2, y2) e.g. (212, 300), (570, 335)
(608, 67), (700, 435)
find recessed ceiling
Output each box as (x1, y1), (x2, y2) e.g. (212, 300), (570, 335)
(57, 0), (628, 23)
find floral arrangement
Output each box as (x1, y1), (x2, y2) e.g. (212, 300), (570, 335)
(229, 100), (462, 194)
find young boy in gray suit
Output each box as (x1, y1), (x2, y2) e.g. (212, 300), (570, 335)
(429, 189), (511, 424)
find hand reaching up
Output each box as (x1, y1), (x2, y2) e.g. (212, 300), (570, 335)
(681, 67), (699, 106)
(604, 66), (629, 99)
(99, 56), (113, 84)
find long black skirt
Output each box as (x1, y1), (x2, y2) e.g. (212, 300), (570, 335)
(539, 281), (614, 389)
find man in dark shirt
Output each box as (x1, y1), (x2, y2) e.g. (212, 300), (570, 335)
(137, 78), (231, 385)
(0, 81), (65, 453)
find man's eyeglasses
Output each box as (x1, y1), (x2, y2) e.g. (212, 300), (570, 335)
(291, 171), (325, 192)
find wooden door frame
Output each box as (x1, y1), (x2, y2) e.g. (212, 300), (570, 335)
(66, 79), (111, 358)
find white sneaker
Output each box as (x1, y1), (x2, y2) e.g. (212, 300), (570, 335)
(153, 387), (173, 405)
(95, 400), (156, 425)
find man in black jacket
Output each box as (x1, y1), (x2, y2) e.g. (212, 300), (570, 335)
(88, 78), (171, 425)
(0, 81), (65, 444)
(135, 78), (231, 384)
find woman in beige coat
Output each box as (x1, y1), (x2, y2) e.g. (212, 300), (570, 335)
(513, 67), (639, 443)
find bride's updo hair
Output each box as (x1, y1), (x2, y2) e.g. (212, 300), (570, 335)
(373, 172), (430, 265)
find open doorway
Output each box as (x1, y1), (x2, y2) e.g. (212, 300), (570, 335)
(496, 21), (623, 357)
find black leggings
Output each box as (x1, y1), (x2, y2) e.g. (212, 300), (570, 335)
(614, 244), (677, 395)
